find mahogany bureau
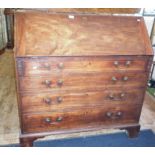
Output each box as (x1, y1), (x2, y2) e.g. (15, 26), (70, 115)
(14, 10), (153, 146)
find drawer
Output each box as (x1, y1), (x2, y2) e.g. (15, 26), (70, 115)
(16, 56), (148, 77)
(22, 104), (141, 134)
(19, 72), (147, 92)
(21, 89), (144, 113)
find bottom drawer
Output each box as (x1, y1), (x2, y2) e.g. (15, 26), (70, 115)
(22, 104), (141, 134)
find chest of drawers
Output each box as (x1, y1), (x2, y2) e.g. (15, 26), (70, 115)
(14, 10), (153, 146)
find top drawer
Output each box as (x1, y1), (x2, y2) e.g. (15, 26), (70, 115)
(16, 56), (148, 77)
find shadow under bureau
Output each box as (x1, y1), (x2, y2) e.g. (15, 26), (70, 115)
(14, 10), (153, 146)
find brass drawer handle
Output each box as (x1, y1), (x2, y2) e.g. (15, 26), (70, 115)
(108, 93), (125, 100)
(43, 97), (52, 104)
(44, 117), (52, 123)
(57, 79), (63, 87)
(112, 76), (117, 82)
(43, 80), (52, 88)
(125, 61), (131, 67)
(58, 62), (64, 69)
(106, 111), (123, 119)
(114, 61), (119, 67)
(111, 76), (128, 82)
(43, 63), (51, 70)
(106, 112), (113, 117)
(123, 76), (128, 81)
(116, 111), (123, 117)
(57, 96), (63, 103)
(114, 61), (131, 67)
(120, 93), (125, 98)
(56, 116), (63, 122)
(109, 94), (114, 100)
(44, 117), (63, 125)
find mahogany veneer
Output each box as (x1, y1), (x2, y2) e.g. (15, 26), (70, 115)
(14, 10), (153, 146)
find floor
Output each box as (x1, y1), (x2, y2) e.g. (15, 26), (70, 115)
(0, 50), (155, 145)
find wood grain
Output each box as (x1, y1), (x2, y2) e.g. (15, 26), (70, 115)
(20, 88), (144, 113)
(16, 56), (148, 77)
(13, 11), (154, 146)
(15, 8), (141, 14)
(18, 72), (147, 92)
(21, 104), (141, 134)
(46, 8), (141, 14)
(14, 13), (152, 56)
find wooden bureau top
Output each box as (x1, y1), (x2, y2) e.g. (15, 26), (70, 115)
(14, 11), (153, 57)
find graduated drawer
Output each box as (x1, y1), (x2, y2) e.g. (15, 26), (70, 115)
(21, 89), (144, 113)
(21, 104), (141, 134)
(19, 72), (147, 92)
(16, 56), (148, 77)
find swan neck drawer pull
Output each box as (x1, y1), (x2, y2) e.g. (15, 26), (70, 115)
(56, 116), (63, 122)
(108, 93), (126, 100)
(58, 62), (64, 69)
(57, 96), (63, 103)
(43, 80), (52, 87)
(43, 97), (52, 104)
(57, 79), (63, 87)
(112, 76), (117, 82)
(106, 111), (123, 119)
(114, 61), (119, 67)
(123, 76), (129, 81)
(44, 117), (52, 123)
(120, 93), (125, 98)
(125, 61), (131, 67)
(43, 63), (51, 70)
(109, 94), (114, 100)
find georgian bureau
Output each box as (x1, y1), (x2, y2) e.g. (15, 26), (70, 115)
(14, 10), (153, 146)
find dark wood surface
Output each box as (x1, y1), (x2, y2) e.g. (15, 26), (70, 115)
(16, 56), (148, 77)
(21, 104), (141, 134)
(20, 88), (144, 113)
(4, 8), (141, 50)
(14, 11), (154, 146)
(14, 13), (152, 56)
(15, 8), (141, 14)
(18, 72), (147, 92)
(46, 8), (141, 14)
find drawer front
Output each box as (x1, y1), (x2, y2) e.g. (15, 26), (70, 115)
(22, 104), (141, 134)
(19, 72), (147, 92)
(21, 89), (144, 113)
(16, 57), (148, 77)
